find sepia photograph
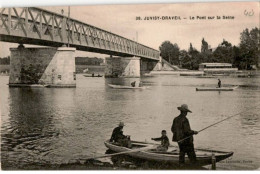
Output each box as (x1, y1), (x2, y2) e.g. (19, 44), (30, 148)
(0, 1), (259, 171)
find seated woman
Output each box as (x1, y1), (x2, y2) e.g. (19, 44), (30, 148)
(151, 130), (170, 152)
(110, 122), (132, 148)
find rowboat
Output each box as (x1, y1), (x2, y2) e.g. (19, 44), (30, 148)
(196, 86), (238, 91)
(104, 140), (233, 166)
(108, 84), (147, 89)
(83, 74), (103, 77)
(196, 76), (216, 78)
(212, 74), (229, 76)
(8, 84), (50, 88)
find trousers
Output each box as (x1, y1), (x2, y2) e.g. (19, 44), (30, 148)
(178, 142), (197, 164)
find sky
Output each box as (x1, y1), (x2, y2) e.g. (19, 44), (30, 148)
(0, 1), (259, 58)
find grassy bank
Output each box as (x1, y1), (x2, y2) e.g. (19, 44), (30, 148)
(0, 65), (9, 74)
(76, 65), (105, 74)
(0, 65), (105, 75)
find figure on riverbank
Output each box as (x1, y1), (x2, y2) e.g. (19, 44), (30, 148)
(218, 79), (221, 88)
(151, 130), (170, 152)
(171, 104), (198, 166)
(139, 82), (143, 87)
(131, 81), (136, 87)
(110, 122), (132, 148)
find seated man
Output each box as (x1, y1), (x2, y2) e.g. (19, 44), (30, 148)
(131, 81), (136, 87)
(151, 130), (170, 152)
(110, 122), (132, 148)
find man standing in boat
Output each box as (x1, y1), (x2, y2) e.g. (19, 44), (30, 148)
(171, 104), (198, 166)
(218, 79), (222, 88)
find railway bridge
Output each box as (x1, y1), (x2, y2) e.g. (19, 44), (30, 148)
(0, 7), (161, 87)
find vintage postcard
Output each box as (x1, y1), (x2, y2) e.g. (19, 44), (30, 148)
(0, 1), (259, 170)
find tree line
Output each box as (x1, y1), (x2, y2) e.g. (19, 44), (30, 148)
(0, 56), (10, 65)
(0, 56), (104, 66)
(75, 57), (104, 65)
(159, 27), (259, 70)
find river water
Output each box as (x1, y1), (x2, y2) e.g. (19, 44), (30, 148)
(1, 75), (260, 170)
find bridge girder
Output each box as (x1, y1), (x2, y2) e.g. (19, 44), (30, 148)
(0, 7), (160, 60)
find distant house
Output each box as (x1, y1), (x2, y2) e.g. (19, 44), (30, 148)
(199, 63), (238, 73)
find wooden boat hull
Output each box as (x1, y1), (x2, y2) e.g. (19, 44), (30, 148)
(108, 84), (147, 89)
(83, 74), (103, 77)
(104, 140), (233, 166)
(212, 74), (229, 76)
(8, 84), (50, 88)
(196, 86), (238, 91)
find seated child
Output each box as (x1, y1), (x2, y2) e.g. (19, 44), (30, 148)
(151, 130), (170, 152)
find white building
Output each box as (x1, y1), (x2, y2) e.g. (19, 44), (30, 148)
(199, 63), (238, 73)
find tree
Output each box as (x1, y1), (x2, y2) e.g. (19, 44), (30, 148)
(179, 50), (191, 69)
(232, 46), (243, 69)
(187, 43), (202, 70)
(0, 56), (10, 65)
(212, 39), (233, 63)
(201, 38), (209, 53)
(200, 38), (214, 63)
(189, 43), (194, 52)
(159, 41), (180, 65)
(239, 27), (260, 69)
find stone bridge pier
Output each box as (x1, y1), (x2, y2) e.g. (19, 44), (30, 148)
(140, 58), (162, 75)
(104, 56), (162, 78)
(9, 45), (76, 87)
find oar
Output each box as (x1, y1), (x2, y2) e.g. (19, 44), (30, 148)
(177, 104), (260, 143)
(84, 145), (156, 162)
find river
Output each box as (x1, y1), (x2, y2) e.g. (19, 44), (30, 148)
(1, 74), (259, 170)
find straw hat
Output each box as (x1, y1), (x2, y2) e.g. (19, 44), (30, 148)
(177, 104), (192, 113)
(119, 122), (125, 127)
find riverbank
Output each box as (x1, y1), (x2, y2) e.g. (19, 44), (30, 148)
(1, 158), (208, 170)
(1, 159), (121, 170)
(150, 70), (204, 76)
(149, 70), (260, 77)
(0, 64), (105, 76)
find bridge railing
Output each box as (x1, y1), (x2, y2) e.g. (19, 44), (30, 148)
(0, 7), (160, 60)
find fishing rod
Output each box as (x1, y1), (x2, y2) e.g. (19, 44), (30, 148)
(177, 104), (260, 143)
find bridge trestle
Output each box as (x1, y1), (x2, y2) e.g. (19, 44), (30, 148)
(0, 7), (160, 60)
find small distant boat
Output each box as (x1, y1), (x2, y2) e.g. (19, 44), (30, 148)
(104, 140), (233, 166)
(83, 74), (103, 77)
(196, 86), (238, 91)
(8, 84), (50, 88)
(196, 76), (215, 78)
(212, 74), (229, 77)
(180, 73), (203, 77)
(108, 84), (147, 89)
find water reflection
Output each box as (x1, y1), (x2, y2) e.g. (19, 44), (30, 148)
(2, 88), (56, 147)
(1, 75), (260, 170)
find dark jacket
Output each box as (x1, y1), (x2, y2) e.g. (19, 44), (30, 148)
(153, 135), (170, 149)
(218, 81), (221, 88)
(110, 126), (126, 142)
(171, 115), (195, 143)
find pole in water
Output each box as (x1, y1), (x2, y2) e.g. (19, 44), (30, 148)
(67, 6), (70, 47)
(211, 153), (216, 170)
